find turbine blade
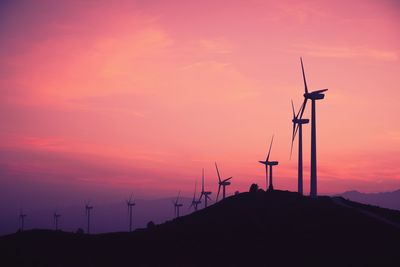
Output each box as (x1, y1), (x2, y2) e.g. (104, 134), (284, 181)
(298, 98), (308, 120)
(216, 185), (221, 201)
(290, 122), (296, 159)
(300, 57), (308, 94)
(266, 135), (274, 162)
(215, 162), (221, 182)
(224, 177), (232, 182)
(313, 88), (328, 94)
(291, 99), (295, 118)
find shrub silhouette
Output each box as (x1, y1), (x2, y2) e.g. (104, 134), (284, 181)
(249, 183), (259, 193)
(147, 221), (155, 229)
(76, 228), (84, 234)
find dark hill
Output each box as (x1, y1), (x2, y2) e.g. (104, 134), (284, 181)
(1, 190), (399, 266)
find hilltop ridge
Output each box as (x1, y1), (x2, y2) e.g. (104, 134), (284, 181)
(1, 190), (399, 266)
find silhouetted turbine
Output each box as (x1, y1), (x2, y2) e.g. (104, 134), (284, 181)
(215, 162), (232, 201)
(126, 194), (136, 232)
(297, 57), (328, 198)
(189, 181), (201, 211)
(85, 202), (93, 234)
(198, 168), (212, 208)
(258, 135), (279, 191)
(53, 211), (61, 231)
(19, 210), (26, 231)
(172, 191), (183, 218)
(290, 100), (309, 195)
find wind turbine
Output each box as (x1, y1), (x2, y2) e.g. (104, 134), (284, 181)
(19, 210), (26, 231)
(215, 162), (232, 201)
(297, 57), (328, 198)
(290, 100), (309, 195)
(85, 202), (93, 234)
(189, 181), (201, 211)
(258, 135), (279, 191)
(198, 168), (212, 208)
(53, 211), (61, 231)
(172, 191), (183, 218)
(126, 194), (136, 232)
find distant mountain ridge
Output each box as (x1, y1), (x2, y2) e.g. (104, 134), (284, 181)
(337, 189), (400, 210)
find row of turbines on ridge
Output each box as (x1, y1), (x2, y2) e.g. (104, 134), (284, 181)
(17, 58), (327, 234)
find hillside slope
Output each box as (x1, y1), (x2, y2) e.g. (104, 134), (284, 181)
(1, 190), (399, 266)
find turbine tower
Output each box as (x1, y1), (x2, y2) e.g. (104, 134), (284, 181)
(53, 211), (61, 231)
(85, 202), (93, 234)
(215, 162), (232, 201)
(198, 168), (212, 208)
(172, 191), (183, 218)
(189, 181), (201, 211)
(297, 57), (328, 198)
(19, 210), (27, 231)
(290, 100), (309, 195)
(126, 194), (136, 232)
(258, 136), (279, 191)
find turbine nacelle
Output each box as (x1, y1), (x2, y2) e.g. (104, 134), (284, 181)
(304, 91), (327, 100)
(292, 118), (309, 124)
(127, 194), (135, 207)
(269, 161), (279, 166)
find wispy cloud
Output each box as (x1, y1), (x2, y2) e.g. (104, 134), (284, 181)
(292, 43), (398, 61)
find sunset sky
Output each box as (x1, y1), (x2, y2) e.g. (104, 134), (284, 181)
(0, 0), (399, 215)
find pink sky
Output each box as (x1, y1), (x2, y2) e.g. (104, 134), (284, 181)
(0, 0), (399, 209)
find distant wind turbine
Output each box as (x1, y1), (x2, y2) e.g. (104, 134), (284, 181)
(189, 181), (201, 211)
(126, 194), (136, 232)
(290, 99), (309, 195)
(53, 211), (61, 231)
(19, 210), (27, 232)
(85, 201), (93, 234)
(258, 135), (279, 191)
(198, 168), (212, 208)
(172, 191), (183, 218)
(215, 162), (232, 201)
(297, 57), (328, 198)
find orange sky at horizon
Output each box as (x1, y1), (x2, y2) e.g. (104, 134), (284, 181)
(0, 0), (399, 205)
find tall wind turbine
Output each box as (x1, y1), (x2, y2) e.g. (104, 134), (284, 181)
(297, 57), (328, 198)
(198, 168), (212, 208)
(19, 210), (27, 231)
(189, 181), (201, 211)
(85, 202), (93, 234)
(258, 136), (279, 191)
(126, 194), (136, 232)
(290, 100), (309, 195)
(215, 162), (232, 201)
(53, 211), (61, 231)
(172, 191), (183, 218)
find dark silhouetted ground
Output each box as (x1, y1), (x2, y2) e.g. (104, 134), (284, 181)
(1, 190), (399, 266)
